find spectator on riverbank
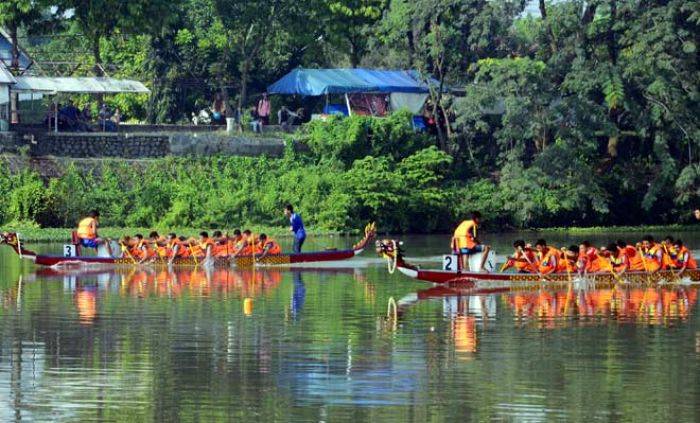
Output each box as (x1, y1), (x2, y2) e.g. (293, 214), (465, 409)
(257, 92), (271, 128)
(278, 106), (304, 132)
(81, 105), (92, 122)
(212, 93), (225, 124)
(250, 106), (262, 133)
(98, 104), (117, 132)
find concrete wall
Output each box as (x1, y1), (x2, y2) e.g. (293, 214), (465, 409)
(0, 131), (22, 154)
(2, 130), (287, 158)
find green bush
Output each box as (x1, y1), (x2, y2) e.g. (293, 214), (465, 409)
(299, 111), (433, 167)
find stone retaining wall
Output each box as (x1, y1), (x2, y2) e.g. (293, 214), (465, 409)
(1, 131), (287, 158)
(30, 133), (170, 158)
(0, 131), (23, 154)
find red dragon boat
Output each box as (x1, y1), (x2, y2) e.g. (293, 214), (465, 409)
(375, 238), (700, 285)
(0, 223), (375, 268)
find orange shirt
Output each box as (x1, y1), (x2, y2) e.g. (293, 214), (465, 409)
(452, 220), (477, 250)
(77, 217), (97, 239)
(256, 239), (281, 255)
(537, 247), (560, 274)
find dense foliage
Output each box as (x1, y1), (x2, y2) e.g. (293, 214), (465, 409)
(0, 118), (455, 232)
(3, 0), (699, 229)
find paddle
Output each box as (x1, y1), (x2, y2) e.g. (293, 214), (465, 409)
(189, 243), (199, 267)
(596, 253), (624, 284)
(120, 242), (138, 265)
(638, 247), (653, 285)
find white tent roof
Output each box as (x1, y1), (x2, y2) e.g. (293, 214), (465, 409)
(0, 61), (16, 84)
(12, 76), (149, 94)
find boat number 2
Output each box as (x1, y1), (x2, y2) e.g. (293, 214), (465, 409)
(63, 244), (76, 257)
(442, 255), (459, 271)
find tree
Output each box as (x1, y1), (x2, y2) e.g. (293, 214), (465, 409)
(0, 0), (45, 123)
(55, 0), (176, 76)
(323, 0), (385, 67)
(379, 0), (525, 150)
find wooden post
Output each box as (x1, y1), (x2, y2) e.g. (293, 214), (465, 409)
(345, 93), (352, 117)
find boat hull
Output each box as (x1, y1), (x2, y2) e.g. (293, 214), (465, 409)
(31, 248), (363, 268)
(399, 266), (700, 284)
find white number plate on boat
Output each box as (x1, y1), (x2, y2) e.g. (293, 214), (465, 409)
(442, 254), (459, 271)
(63, 244), (77, 257)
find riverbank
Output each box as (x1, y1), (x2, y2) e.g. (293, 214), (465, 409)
(5, 223), (698, 243)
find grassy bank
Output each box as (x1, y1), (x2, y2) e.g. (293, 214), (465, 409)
(2, 224), (350, 243)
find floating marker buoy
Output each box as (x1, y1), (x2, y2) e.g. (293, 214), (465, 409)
(243, 297), (253, 316)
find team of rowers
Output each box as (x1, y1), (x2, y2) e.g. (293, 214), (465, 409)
(118, 230), (282, 264)
(76, 204), (308, 264)
(452, 211), (697, 276)
(502, 236), (697, 276)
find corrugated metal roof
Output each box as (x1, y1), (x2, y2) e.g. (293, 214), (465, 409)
(0, 61), (17, 84)
(13, 76), (150, 93)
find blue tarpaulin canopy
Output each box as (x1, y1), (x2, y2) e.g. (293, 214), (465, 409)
(267, 68), (438, 96)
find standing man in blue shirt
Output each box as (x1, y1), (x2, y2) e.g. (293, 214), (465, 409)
(285, 204), (306, 253)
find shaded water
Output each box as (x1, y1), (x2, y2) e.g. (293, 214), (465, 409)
(1, 233), (699, 422)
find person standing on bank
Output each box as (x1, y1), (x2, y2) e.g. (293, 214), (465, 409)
(257, 92), (271, 129)
(285, 204), (306, 253)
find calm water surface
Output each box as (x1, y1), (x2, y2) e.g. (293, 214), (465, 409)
(1, 233), (699, 422)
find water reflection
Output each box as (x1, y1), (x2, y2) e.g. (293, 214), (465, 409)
(397, 282), (698, 324)
(0, 265), (699, 421)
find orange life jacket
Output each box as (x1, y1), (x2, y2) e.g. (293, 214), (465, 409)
(508, 249), (537, 273)
(537, 247), (560, 274)
(610, 253), (629, 272)
(677, 246), (697, 269)
(628, 247), (646, 271)
(641, 244), (662, 272)
(212, 240), (230, 257)
(130, 240), (149, 260)
(256, 238), (281, 255)
(77, 217), (97, 239)
(194, 239), (214, 257)
(452, 220), (477, 250)
(556, 252), (577, 273)
(166, 239), (186, 258)
(237, 236), (254, 256)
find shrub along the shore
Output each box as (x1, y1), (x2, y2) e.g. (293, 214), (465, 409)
(0, 113), (697, 233)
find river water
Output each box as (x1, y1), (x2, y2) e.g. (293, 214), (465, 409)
(1, 233), (699, 422)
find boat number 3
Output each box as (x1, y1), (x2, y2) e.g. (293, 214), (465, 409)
(63, 244), (76, 257)
(442, 254), (459, 271)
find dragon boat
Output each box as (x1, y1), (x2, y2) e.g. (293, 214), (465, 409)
(0, 223), (375, 268)
(375, 239), (700, 285)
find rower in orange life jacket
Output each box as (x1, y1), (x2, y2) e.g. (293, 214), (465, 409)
(211, 230), (230, 258)
(579, 241), (604, 273)
(148, 231), (167, 261)
(164, 233), (186, 264)
(195, 231), (214, 259)
(557, 245), (579, 273)
(227, 229), (243, 255)
(603, 242), (630, 275)
(234, 230), (254, 256)
(451, 211), (491, 272)
(673, 239), (697, 273)
(660, 235), (679, 269)
(535, 239), (560, 274)
(255, 233), (281, 260)
(502, 240), (538, 273)
(76, 209), (112, 254)
(130, 234), (150, 262)
(640, 235), (663, 272)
